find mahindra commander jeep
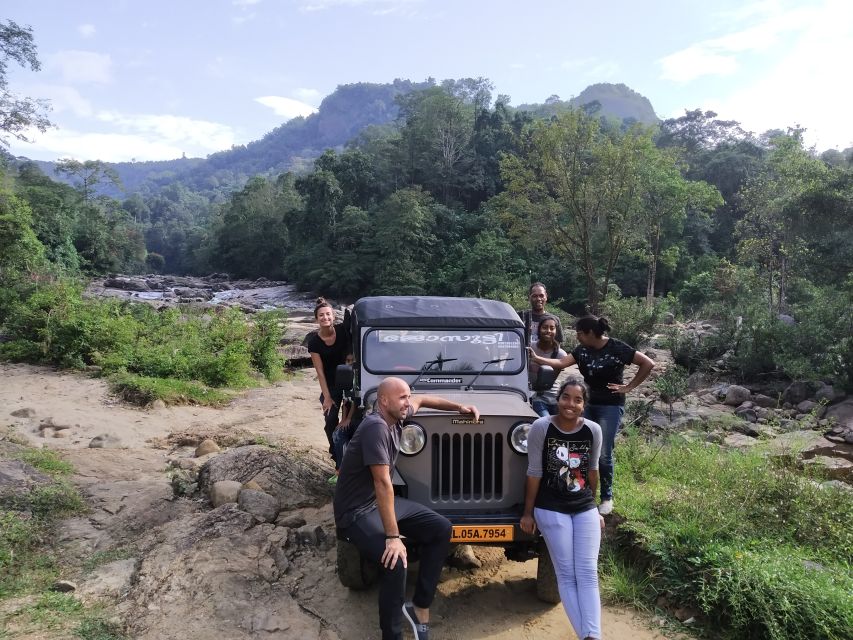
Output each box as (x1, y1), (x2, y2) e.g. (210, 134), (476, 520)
(334, 296), (559, 602)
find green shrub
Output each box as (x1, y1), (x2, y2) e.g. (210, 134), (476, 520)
(599, 293), (659, 348)
(249, 310), (286, 381)
(677, 271), (718, 312)
(109, 372), (230, 407)
(614, 432), (853, 639)
(654, 365), (688, 420)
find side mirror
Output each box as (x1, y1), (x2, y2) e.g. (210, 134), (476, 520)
(334, 364), (354, 396)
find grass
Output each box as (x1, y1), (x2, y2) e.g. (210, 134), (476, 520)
(610, 429), (853, 640)
(0, 442), (126, 639)
(108, 372), (232, 407)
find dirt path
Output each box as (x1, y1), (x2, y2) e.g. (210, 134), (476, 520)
(2, 362), (681, 640)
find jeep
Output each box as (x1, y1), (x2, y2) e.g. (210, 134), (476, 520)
(334, 296), (559, 602)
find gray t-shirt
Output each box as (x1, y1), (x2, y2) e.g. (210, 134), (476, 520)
(333, 409), (407, 528)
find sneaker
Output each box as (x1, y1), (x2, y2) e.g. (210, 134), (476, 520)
(402, 602), (429, 640)
(598, 499), (614, 515)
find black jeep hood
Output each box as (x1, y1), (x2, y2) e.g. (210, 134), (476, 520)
(353, 296), (524, 329)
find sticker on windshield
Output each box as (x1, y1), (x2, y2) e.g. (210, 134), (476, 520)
(377, 331), (511, 345)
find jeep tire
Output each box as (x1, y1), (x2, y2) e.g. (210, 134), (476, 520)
(535, 539), (561, 603)
(336, 539), (379, 590)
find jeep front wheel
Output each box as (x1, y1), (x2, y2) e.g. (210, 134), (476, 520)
(336, 539), (379, 590)
(535, 539), (560, 603)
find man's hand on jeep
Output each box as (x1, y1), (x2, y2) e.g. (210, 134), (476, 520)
(459, 404), (480, 422)
(382, 537), (407, 570)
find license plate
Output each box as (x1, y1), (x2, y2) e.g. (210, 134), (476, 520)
(450, 525), (514, 543)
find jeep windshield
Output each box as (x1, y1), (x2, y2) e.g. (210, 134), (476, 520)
(363, 329), (524, 376)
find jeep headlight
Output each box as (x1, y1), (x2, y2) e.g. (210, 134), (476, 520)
(400, 422), (426, 456)
(509, 422), (532, 455)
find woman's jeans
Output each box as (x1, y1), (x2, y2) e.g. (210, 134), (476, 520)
(584, 404), (624, 501)
(535, 506), (601, 639)
(531, 397), (557, 418)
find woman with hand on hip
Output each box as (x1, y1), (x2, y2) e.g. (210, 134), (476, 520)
(529, 315), (655, 515)
(521, 377), (604, 640)
(306, 298), (351, 470)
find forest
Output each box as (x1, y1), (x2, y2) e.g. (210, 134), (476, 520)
(3, 71), (852, 391)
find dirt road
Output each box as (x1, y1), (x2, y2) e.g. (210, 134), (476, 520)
(2, 362), (680, 639)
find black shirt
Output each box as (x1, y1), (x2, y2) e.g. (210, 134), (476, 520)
(571, 338), (636, 406)
(534, 421), (597, 515)
(306, 325), (349, 396)
(333, 409), (406, 528)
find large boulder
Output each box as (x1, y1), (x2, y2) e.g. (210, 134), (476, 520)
(198, 445), (331, 510)
(825, 399), (853, 429)
(724, 385), (751, 406)
(237, 489), (280, 523)
(0, 459), (53, 503)
(814, 383), (844, 405)
(782, 381), (819, 406)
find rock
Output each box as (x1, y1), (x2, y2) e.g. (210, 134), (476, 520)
(783, 381), (819, 406)
(699, 393), (718, 405)
(198, 445), (331, 510)
(797, 400), (819, 415)
(777, 313), (796, 326)
(687, 372), (711, 391)
(10, 407), (36, 418)
(291, 523), (331, 548)
(242, 479), (263, 491)
(275, 513), (307, 529)
(814, 383), (843, 404)
(724, 433), (759, 448)
(103, 277), (150, 292)
(734, 406), (758, 424)
(51, 580), (78, 592)
(194, 439), (221, 457)
(210, 480), (243, 507)
(825, 399), (853, 429)
(448, 543), (482, 569)
(751, 393), (777, 408)
(755, 407), (770, 420)
(663, 312), (675, 325)
(820, 480), (852, 492)
(733, 419), (759, 435)
(53, 430), (68, 438)
(724, 385), (751, 406)
(270, 544), (290, 574)
(77, 558), (137, 599)
(803, 456), (853, 481)
(89, 434), (122, 449)
(150, 399), (167, 410)
(237, 489), (280, 523)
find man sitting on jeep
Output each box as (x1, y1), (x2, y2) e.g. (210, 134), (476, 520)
(333, 377), (480, 640)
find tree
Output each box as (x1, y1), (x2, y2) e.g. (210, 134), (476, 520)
(0, 188), (46, 283)
(54, 159), (122, 202)
(736, 131), (831, 313)
(0, 20), (52, 146)
(500, 110), (653, 312)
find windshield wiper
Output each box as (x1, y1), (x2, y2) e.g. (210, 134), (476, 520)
(465, 357), (514, 390)
(410, 356), (458, 389)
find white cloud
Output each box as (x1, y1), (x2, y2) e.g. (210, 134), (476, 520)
(659, 4), (816, 82)
(10, 128), (191, 162)
(26, 84), (94, 117)
(293, 87), (321, 104)
(95, 111), (236, 150)
(77, 24), (96, 38)
(47, 50), (113, 84)
(706, 0), (853, 149)
(255, 96), (319, 119)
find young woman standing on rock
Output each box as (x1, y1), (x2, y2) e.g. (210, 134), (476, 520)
(307, 298), (351, 472)
(529, 315), (655, 515)
(521, 377), (604, 640)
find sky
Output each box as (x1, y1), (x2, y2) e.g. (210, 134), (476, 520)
(3, 0), (851, 163)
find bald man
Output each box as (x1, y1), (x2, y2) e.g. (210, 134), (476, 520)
(334, 377), (479, 640)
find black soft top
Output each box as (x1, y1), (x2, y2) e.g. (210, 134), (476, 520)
(353, 296), (524, 329)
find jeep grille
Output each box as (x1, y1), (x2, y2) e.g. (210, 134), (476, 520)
(430, 433), (504, 501)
